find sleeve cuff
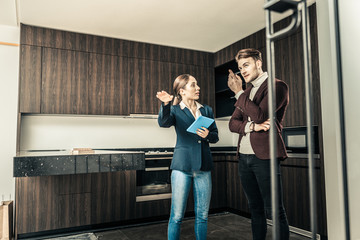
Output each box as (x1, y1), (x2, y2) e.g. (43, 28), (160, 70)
(234, 90), (244, 100)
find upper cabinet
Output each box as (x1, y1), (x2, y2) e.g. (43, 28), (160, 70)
(128, 58), (171, 114)
(42, 48), (89, 114)
(88, 54), (129, 115)
(19, 25), (215, 116)
(19, 45), (42, 113)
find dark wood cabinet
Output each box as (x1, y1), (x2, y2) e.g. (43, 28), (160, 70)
(88, 54), (129, 115)
(19, 24), (215, 116)
(41, 48), (89, 114)
(19, 45), (42, 113)
(128, 58), (172, 114)
(211, 157), (227, 209)
(91, 171), (136, 224)
(280, 158), (327, 236)
(15, 171), (136, 236)
(226, 159), (249, 214)
(15, 176), (59, 234)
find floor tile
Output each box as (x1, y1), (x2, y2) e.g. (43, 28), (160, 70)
(93, 212), (312, 240)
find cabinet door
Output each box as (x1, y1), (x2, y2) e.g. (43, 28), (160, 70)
(211, 158), (227, 209)
(41, 48), (89, 114)
(88, 54), (129, 115)
(280, 158), (327, 236)
(226, 160), (249, 214)
(91, 171), (136, 224)
(129, 58), (171, 114)
(19, 45), (42, 113)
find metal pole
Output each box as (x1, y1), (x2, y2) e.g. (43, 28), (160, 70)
(265, 2), (280, 239)
(301, 1), (317, 239)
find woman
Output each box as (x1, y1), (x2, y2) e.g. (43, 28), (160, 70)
(156, 74), (219, 240)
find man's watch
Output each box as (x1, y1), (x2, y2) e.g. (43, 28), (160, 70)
(250, 121), (254, 131)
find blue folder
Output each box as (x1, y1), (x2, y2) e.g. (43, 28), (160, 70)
(186, 116), (215, 134)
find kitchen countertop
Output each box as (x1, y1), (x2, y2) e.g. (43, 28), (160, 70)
(14, 150), (145, 177)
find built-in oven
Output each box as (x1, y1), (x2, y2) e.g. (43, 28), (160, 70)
(282, 126), (319, 154)
(136, 152), (173, 202)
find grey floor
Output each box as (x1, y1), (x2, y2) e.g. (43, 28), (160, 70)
(94, 212), (311, 240)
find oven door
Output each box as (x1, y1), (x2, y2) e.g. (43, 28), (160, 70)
(136, 155), (172, 202)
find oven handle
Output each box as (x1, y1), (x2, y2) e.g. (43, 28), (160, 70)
(145, 157), (172, 160)
(145, 167), (170, 171)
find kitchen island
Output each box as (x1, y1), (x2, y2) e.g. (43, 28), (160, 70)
(14, 150), (144, 239)
(14, 149), (145, 177)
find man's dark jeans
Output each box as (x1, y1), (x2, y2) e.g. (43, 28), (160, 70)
(238, 153), (289, 240)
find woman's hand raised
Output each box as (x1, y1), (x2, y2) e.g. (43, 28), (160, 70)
(156, 91), (174, 105)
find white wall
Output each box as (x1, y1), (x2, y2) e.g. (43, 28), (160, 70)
(0, 24), (19, 201)
(19, 115), (237, 150)
(316, 0), (360, 239)
(338, 1), (360, 239)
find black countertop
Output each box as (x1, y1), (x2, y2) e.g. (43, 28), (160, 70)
(14, 150), (145, 177)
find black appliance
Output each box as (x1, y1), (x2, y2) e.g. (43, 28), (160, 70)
(282, 126), (319, 154)
(136, 152), (173, 202)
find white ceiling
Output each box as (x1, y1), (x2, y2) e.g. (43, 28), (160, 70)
(1, 0), (315, 52)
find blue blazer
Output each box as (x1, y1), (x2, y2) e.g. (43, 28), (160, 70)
(158, 103), (219, 171)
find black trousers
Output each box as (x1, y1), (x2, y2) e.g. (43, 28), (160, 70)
(238, 153), (289, 240)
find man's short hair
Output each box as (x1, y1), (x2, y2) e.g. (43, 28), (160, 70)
(235, 48), (262, 63)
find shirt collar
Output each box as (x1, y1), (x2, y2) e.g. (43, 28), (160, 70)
(251, 72), (268, 88)
(179, 101), (203, 110)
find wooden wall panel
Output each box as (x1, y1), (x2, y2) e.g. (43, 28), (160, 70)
(88, 54), (129, 115)
(19, 45), (42, 113)
(41, 48), (89, 114)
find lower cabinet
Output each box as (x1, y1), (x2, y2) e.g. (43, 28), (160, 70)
(15, 154), (327, 238)
(15, 171), (136, 237)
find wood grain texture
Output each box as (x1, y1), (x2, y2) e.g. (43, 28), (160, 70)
(15, 176), (59, 234)
(88, 54), (129, 115)
(226, 160), (249, 213)
(129, 58), (172, 114)
(281, 158), (327, 236)
(19, 45), (42, 113)
(41, 48), (89, 114)
(211, 158), (227, 209)
(91, 171), (136, 224)
(58, 193), (91, 228)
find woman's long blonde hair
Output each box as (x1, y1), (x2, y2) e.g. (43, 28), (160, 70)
(172, 74), (192, 105)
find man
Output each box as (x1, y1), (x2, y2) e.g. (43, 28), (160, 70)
(228, 48), (290, 240)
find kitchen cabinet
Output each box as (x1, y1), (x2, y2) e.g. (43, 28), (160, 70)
(19, 45), (42, 113)
(128, 58), (172, 114)
(88, 53), (129, 115)
(19, 24), (215, 116)
(211, 156), (227, 209)
(15, 171), (136, 237)
(129, 59), (215, 114)
(214, 60), (239, 118)
(41, 48), (89, 114)
(280, 157), (327, 236)
(226, 158), (250, 215)
(91, 171), (136, 224)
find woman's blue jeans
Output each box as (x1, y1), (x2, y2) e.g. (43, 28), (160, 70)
(168, 170), (212, 240)
(238, 154), (289, 240)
